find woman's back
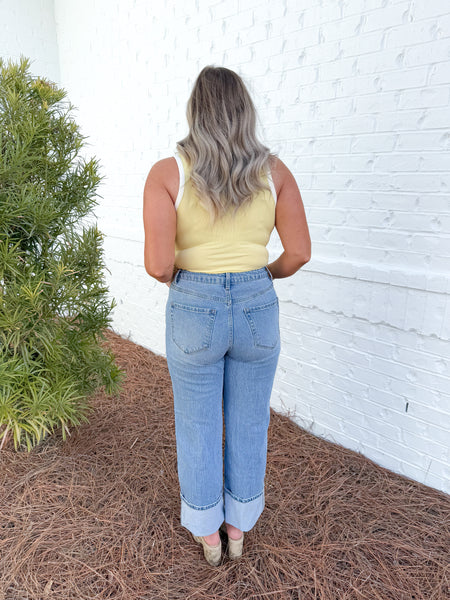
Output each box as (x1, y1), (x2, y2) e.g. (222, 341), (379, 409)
(173, 152), (277, 274)
(143, 66), (311, 284)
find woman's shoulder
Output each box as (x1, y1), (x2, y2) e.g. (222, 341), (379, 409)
(149, 156), (178, 177)
(269, 157), (292, 197)
(146, 157), (180, 204)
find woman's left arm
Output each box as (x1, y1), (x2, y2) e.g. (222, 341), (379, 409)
(143, 158), (177, 285)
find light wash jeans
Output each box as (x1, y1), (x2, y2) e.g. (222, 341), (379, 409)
(165, 266), (281, 537)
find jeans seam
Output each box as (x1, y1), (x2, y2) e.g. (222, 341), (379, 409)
(176, 267), (269, 284)
(234, 284), (274, 304)
(181, 491), (223, 511)
(224, 487), (264, 504)
(171, 303), (217, 315)
(243, 298), (278, 313)
(170, 285), (224, 301)
(170, 283), (274, 304)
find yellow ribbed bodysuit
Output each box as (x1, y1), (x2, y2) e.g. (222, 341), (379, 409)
(173, 152), (277, 273)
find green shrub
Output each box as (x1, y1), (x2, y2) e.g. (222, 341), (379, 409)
(0, 56), (124, 451)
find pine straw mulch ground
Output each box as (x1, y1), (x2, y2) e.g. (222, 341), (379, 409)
(0, 329), (449, 600)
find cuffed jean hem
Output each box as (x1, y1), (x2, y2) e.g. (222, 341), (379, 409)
(224, 488), (265, 532)
(180, 494), (225, 537)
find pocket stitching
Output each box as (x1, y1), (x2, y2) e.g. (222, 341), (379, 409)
(169, 285), (224, 302)
(243, 298), (278, 313)
(243, 298), (279, 349)
(171, 302), (217, 315)
(170, 303), (217, 354)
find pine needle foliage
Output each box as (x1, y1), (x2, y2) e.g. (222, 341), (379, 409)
(0, 56), (124, 452)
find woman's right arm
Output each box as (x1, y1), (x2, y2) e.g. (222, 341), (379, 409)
(267, 158), (312, 279)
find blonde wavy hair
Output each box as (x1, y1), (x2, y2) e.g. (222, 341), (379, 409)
(177, 66), (277, 224)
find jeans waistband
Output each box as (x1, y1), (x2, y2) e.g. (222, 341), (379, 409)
(174, 266), (273, 285)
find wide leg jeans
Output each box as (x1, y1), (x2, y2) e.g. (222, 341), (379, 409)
(165, 266), (281, 537)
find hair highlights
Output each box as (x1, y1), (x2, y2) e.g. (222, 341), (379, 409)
(177, 66), (276, 224)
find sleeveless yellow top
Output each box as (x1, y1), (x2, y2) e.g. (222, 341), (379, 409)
(173, 152), (277, 273)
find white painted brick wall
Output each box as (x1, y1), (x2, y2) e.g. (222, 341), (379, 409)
(0, 0), (59, 81)
(4, 1), (450, 494)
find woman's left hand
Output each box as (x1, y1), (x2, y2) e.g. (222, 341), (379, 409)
(165, 268), (178, 287)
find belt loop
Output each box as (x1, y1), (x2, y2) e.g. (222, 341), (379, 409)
(225, 272), (231, 290)
(265, 265), (274, 281)
(174, 269), (181, 284)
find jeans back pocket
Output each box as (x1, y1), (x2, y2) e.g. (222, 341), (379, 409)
(170, 302), (217, 354)
(243, 298), (280, 349)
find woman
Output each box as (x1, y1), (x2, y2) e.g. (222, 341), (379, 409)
(143, 66), (311, 566)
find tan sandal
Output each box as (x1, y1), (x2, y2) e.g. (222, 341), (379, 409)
(228, 532), (244, 559)
(219, 523), (244, 559)
(192, 534), (222, 566)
